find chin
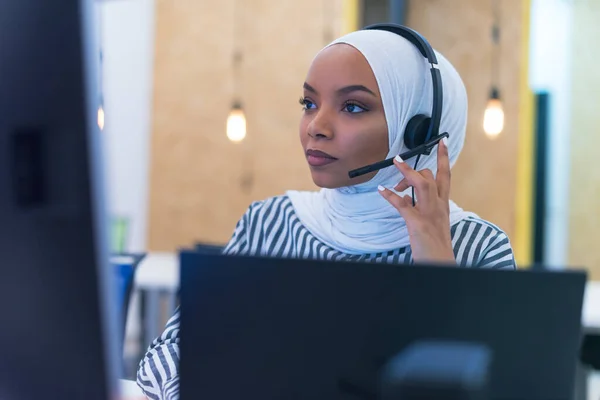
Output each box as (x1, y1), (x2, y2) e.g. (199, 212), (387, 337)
(310, 172), (346, 189)
(310, 169), (374, 189)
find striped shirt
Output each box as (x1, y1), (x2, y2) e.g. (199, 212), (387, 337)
(136, 195), (516, 399)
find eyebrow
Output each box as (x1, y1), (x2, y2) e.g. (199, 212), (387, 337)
(303, 82), (318, 94)
(337, 84), (377, 97)
(303, 82), (377, 97)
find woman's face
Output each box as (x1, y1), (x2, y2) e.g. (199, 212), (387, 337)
(299, 43), (389, 189)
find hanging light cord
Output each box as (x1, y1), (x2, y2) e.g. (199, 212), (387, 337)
(491, 0), (500, 91)
(232, 0), (242, 101)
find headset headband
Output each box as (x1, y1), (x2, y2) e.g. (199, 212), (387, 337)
(363, 23), (443, 143)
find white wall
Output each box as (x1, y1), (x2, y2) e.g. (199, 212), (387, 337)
(99, 0), (156, 253)
(528, 0), (573, 268)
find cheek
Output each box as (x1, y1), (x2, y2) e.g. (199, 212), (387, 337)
(299, 115), (309, 145)
(341, 119), (388, 161)
(369, 118), (389, 158)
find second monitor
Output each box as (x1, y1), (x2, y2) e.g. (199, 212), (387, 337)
(180, 253), (585, 400)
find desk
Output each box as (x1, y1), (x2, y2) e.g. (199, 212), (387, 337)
(577, 282), (600, 400)
(133, 256), (600, 331)
(135, 252), (179, 291)
(132, 255), (600, 334)
(133, 252), (179, 344)
(583, 281), (600, 333)
(120, 379), (144, 399)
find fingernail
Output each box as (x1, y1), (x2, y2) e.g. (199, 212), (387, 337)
(394, 155), (404, 163)
(377, 185), (386, 192)
(442, 137), (448, 147)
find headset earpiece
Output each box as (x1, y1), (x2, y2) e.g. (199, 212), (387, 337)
(404, 114), (431, 150)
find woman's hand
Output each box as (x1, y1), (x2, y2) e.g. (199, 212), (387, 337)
(378, 137), (455, 265)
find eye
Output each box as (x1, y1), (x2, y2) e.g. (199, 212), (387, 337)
(343, 101), (367, 113)
(299, 97), (316, 111)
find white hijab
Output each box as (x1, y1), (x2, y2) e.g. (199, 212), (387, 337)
(287, 29), (477, 255)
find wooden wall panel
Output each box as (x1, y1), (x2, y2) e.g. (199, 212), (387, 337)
(407, 0), (524, 248)
(148, 0), (342, 250)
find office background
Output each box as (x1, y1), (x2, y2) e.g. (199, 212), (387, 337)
(89, 2), (600, 395)
(98, 0), (600, 280)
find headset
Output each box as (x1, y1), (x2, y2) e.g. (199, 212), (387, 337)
(348, 23), (448, 180)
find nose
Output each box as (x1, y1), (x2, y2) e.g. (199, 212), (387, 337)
(307, 109), (334, 139)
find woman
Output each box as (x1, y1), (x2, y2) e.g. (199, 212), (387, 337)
(137, 28), (515, 399)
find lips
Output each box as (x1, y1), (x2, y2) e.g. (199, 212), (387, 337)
(306, 149), (338, 167)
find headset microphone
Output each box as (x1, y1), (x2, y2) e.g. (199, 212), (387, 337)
(348, 132), (448, 179)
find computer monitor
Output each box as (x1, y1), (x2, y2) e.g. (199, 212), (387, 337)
(0, 1), (119, 399)
(180, 252), (586, 400)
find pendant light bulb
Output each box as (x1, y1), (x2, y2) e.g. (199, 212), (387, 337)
(226, 102), (246, 143)
(483, 88), (504, 139)
(98, 104), (105, 131)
